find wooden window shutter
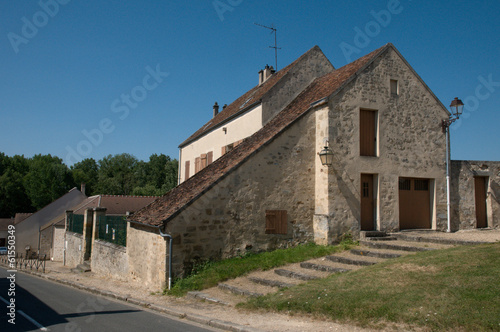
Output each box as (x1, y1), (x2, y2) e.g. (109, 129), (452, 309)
(201, 153), (207, 169)
(195, 157), (201, 173)
(360, 110), (376, 156)
(221, 146), (226, 155)
(207, 151), (213, 165)
(184, 160), (190, 180)
(265, 210), (287, 235)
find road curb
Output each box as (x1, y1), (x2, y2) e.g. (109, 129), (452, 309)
(0, 263), (265, 332)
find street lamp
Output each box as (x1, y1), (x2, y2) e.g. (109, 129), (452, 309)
(442, 97), (464, 232)
(318, 141), (334, 167)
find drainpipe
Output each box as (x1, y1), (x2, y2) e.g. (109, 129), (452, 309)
(445, 126), (451, 233)
(158, 226), (173, 290)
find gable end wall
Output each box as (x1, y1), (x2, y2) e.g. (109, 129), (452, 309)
(325, 47), (448, 234)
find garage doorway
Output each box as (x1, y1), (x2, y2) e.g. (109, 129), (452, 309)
(399, 178), (431, 230)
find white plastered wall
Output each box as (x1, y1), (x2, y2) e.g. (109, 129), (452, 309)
(179, 103), (263, 183)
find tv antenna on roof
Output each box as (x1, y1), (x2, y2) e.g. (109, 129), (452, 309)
(254, 22), (281, 70)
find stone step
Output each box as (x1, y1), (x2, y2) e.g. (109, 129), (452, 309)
(326, 255), (378, 266)
(300, 262), (350, 273)
(360, 240), (436, 252)
(71, 261), (91, 273)
(248, 277), (295, 289)
(350, 248), (402, 259)
(274, 269), (319, 281)
(366, 236), (398, 241)
(187, 291), (230, 305)
(361, 231), (387, 238)
(218, 283), (263, 298)
(390, 232), (487, 246)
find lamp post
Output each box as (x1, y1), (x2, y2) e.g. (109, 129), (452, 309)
(318, 141), (334, 167)
(442, 97), (464, 232)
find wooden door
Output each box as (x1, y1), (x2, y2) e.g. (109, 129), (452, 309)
(360, 174), (375, 231)
(399, 178), (431, 230)
(474, 177), (488, 228)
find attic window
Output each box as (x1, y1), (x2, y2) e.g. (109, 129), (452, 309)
(390, 79), (399, 96)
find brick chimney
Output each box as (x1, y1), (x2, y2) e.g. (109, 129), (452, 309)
(259, 64), (275, 85)
(213, 102), (219, 117)
(81, 183), (86, 195)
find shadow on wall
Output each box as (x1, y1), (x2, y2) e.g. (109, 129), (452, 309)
(490, 180), (500, 205)
(331, 167), (360, 236)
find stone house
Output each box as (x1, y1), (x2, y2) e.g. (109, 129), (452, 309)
(127, 43), (499, 290)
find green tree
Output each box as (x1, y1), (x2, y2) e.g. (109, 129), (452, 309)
(96, 153), (138, 195)
(0, 155), (34, 217)
(163, 158), (178, 192)
(71, 158), (98, 195)
(23, 154), (74, 210)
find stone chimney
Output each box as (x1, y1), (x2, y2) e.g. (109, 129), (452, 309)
(259, 64), (275, 85)
(81, 183), (86, 195)
(213, 102), (219, 117)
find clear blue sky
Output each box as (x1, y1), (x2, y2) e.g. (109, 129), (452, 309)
(1, 0), (499, 165)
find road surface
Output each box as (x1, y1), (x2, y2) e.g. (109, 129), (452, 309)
(0, 266), (217, 331)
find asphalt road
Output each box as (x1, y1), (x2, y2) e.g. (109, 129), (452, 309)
(0, 266), (217, 332)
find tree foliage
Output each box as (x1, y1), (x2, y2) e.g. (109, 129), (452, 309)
(0, 152), (178, 218)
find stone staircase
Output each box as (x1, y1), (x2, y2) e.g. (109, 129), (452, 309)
(187, 232), (478, 306)
(71, 260), (91, 273)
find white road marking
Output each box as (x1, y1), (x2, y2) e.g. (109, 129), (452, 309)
(0, 295), (49, 331)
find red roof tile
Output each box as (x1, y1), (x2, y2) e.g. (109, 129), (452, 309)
(131, 44), (390, 227)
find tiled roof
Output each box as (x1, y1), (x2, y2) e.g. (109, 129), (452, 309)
(179, 45), (325, 148)
(130, 44), (390, 227)
(41, 195), (159, 230)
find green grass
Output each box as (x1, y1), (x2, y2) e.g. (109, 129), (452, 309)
(241, 242), (500, 331)
(166, 237), (357, 297)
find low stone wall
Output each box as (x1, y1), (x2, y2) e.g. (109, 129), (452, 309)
(65, 231), (83, 267)
(127, 222), (167, 291)
(451, 160), (500, 230)
(91, 239), (128, 281)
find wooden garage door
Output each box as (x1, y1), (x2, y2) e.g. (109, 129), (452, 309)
(399, 178), (431, 230)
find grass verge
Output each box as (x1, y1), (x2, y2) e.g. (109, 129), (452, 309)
(241, 242), (500, 331)
(166, 237), (357, 297)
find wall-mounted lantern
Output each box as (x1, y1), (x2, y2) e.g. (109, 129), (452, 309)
(318, 141), (334, 166)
